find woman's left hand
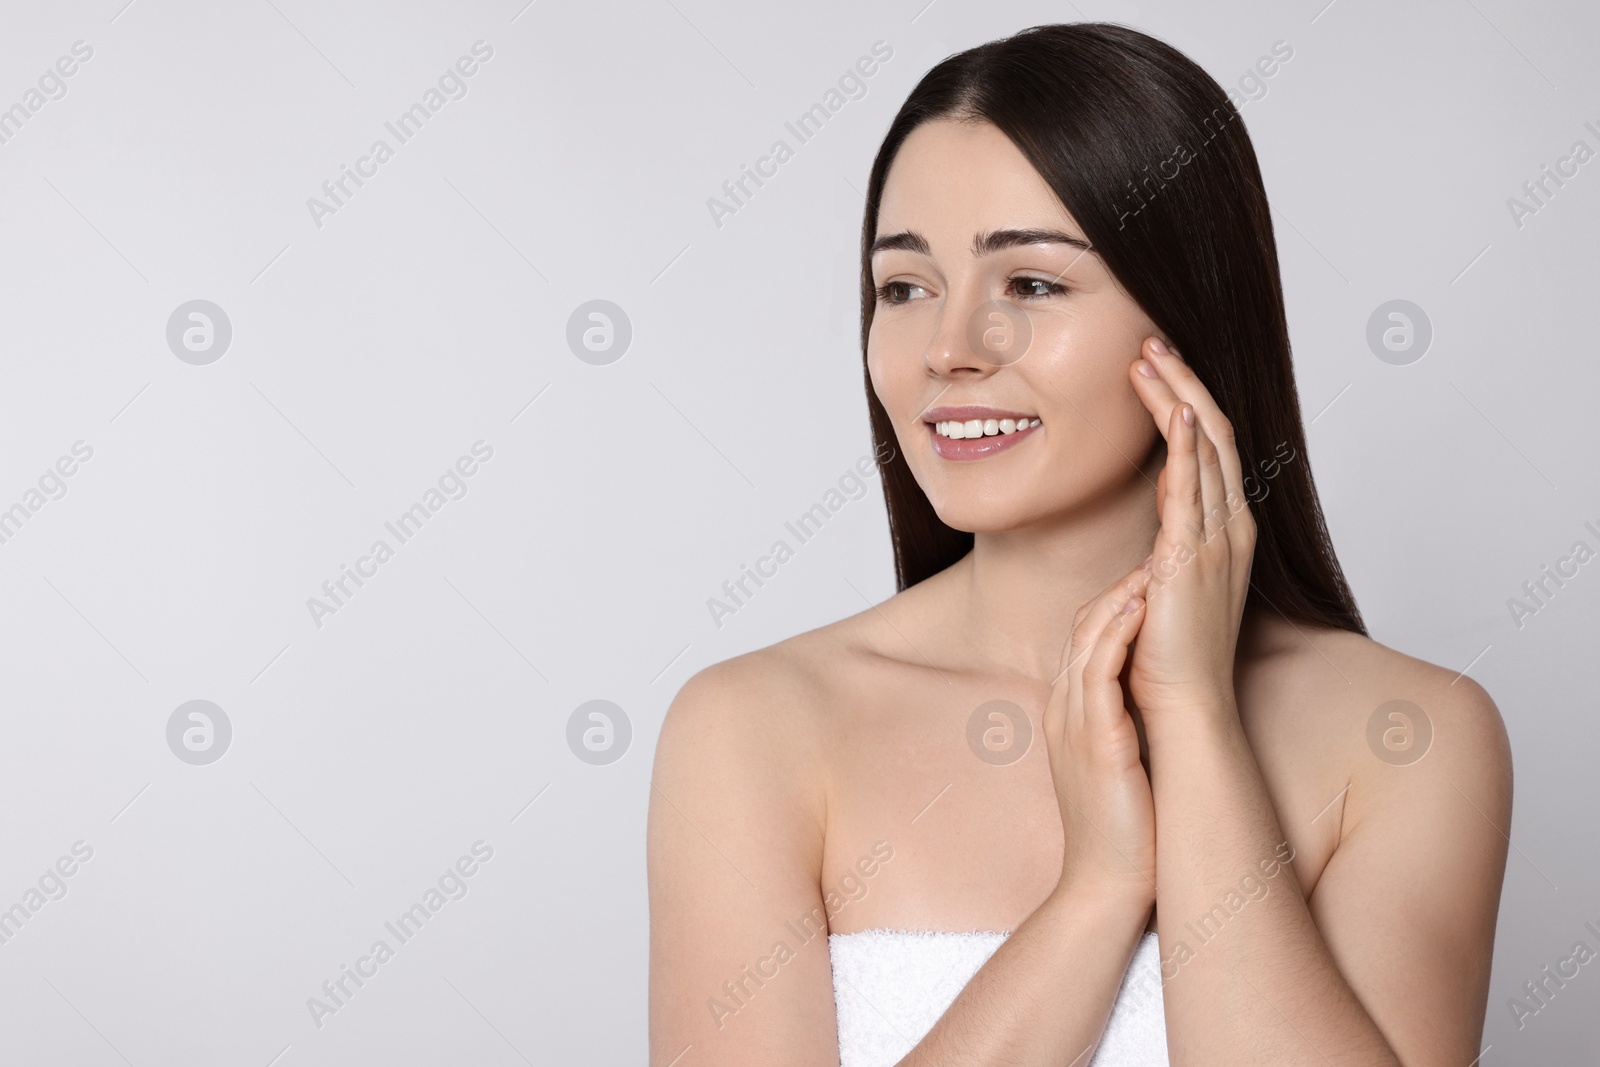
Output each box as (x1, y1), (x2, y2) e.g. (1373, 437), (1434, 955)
(1123, 336), (1257, 721)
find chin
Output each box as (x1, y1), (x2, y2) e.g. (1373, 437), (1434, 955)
(925, 494), (1052, 535)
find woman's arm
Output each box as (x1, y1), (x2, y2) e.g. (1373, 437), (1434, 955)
(1145, 670), (1509, 1066)
(1127, 339), (1513, 1065)
(1299, 673), (1510, 1065)
(889, 879), (1153, 1066)
(648, 658), (840, 1066)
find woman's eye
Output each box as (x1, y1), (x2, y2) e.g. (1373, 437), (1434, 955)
(1010, 277), (1067, 299)
(874, 277), (1066, 305)
(874, 281), (927, 304)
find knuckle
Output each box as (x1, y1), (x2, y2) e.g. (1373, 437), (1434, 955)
(1066, 622), (1090, 655)
(1067, 622), (1091, 656)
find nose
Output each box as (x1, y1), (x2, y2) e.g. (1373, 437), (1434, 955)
(923, 289), (1028, 379)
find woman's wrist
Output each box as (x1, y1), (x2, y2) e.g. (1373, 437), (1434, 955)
(1043, 870), (1154, 929)
(1139, 690), (1245, 751)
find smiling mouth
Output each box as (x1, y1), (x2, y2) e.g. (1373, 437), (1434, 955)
(921, 407), (1042, 461)
(931, 416), (1040, 439)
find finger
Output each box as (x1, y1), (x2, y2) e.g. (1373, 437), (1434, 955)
(1139, 339), (1246, 505)
(1194, 416), (1227, 543)
(1083, 566), (1152, 645)
(1082, 596), (1145, 734)
(1160, 402), (1202, 545)
(1057, 568), (1152, 691)
(1129, 351), (1181, 444)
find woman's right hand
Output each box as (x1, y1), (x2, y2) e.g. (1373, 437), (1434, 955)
(1042, 566), (1158, 909)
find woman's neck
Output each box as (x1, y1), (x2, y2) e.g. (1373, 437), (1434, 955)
(949, 475), (1162, 685)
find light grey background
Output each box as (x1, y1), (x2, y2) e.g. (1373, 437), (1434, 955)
(0, 0), (1595, 1063)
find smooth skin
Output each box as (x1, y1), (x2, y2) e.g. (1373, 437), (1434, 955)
(648, 118), (1511, 1066)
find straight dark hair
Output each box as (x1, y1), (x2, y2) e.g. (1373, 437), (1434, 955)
(860, 21), (1365, 636)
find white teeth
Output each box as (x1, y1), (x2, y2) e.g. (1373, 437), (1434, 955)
(933, 417), (1040, 439)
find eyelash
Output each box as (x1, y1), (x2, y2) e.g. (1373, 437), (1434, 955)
(873, 277), (1068, 305)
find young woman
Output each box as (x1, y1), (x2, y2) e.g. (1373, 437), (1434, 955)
(649, 22), (1510, 1066)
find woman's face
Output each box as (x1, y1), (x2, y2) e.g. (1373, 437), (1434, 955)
(868, 117), (1165, 534)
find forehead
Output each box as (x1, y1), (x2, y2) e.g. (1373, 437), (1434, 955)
(876, 118), (1079, 239)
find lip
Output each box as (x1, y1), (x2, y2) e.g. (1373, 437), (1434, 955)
(923, 405), (1037, 423)
(921, 405), (1042, 462)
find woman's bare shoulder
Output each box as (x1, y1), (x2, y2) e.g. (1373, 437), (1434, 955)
(655, 600), (904, 775)
(681, 600), (891, 700)
(1245, 617), (1511, 819)
(1255, 620), (1503, 733)
(648, 601), (910, 878)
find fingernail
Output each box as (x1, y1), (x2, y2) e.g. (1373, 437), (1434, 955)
(1135, 359), (1158, 378)
(1181, 405), (1194, 427)
(1148, 337), (1169, 356)
(1120, 596), (1144, 614)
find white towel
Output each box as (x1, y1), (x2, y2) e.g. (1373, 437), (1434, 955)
(828, 928), (1168, 1066)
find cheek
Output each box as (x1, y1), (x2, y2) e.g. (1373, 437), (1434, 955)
(868, 313), (918, 369)
(1055, 392), (1152, 491)
(865, 344), (898, 419)
(866, 341), (919, 451)
(1019, 323), (1161, 505)
(865, 325), (893, 390)
(1033, 339), (1150, 450)
(866, 323), (928, 422)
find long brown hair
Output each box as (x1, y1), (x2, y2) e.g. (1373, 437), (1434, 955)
(860, 22), (1365, 635)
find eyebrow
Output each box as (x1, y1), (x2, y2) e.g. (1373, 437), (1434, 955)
(869, 227), (1093, 258)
